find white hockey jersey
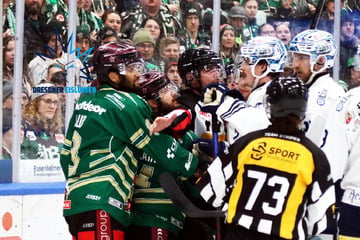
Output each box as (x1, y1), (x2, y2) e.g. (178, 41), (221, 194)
(302, 73), (346, 181)
(246, 81), (271, 108)
(212, 96), (270, 144)
(340, 87), (360, 207)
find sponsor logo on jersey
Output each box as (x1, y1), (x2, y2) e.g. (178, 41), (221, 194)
(316, 89), (327, 106)
(86, 194), (101, 201)
(171, 217), (183, 229)
(108, 197), (123, 210)
(268, 147), (300, 161)
(75, 101), (106, 115)
(251, 142), (266, 160)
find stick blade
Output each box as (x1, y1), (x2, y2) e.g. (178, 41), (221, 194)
(159, 172), (225, 218)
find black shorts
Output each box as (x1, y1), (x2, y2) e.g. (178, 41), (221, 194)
(65, 209), (125, 240)
(126, 225), (177, 240)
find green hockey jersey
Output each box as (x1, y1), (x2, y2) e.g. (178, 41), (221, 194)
(60, 85), (199, 227)
(132, 130), (198, 235)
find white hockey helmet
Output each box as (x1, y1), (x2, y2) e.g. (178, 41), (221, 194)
(289, 29), (336, 71)
(235, 36), (288, 79)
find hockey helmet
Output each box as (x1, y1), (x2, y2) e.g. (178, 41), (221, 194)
(178, 48), (197, 86)
(235, 36), (287, 79)
(288, 29), (336, 70)
(192, 48), (225, 79)
(137, 72), (179, 100)
(265, 77), (308, 119)
(92, 42), (145, 78)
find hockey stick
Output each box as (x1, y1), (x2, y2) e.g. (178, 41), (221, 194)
(310, 0), (326, 29)
(159, 171), (225, 218)
(211, 113), (222, 240)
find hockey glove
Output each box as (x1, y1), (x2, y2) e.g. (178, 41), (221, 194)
(201, 83), (230, 114)
(192, 138), (228, 158)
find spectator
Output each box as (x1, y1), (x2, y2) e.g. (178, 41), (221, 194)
(75, 25), (94, 58)
(45, 63), (65, 83)
(82, 0), (103, 33)
(318, 0), (335, 34)
(2, 0), (15, 37)
(159, 36), (180, 61)
(132, 28), (161, 71)
(275, 21), (292, 49)
(242, 0), (260, 40)
(177, 2), (211, 50)
(141, 16), (165, 45)
(23, 83), (63, 138)
(2, 108), (25, 160)
(258, 22), (276, 37)
(120, 0), (181, 39)
(28, 22), (89, 86)
(44, 0), (69, 36)
(227, 6), (249, 45)
(2, 81), (29, 110)
(219, 24), (239, 66)
(101, 9), (126, 40)
(24, 0), (47, 61)
(48, 72), (66, 122)
(95, 26), (119, 47)
(339, 14), (359, 81)
(165, 58), (182, 88)
(201, 1), (228, 36)
(3, 35), (34, 94)
(342, 57), (360, 90)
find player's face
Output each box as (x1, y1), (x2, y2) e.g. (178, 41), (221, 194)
(200, 65), (223, 88)
(158, 82), (180, 112)
(238, 61), (255, 99)
(124, 62), (144, 89)
(291, 53), (312, 82)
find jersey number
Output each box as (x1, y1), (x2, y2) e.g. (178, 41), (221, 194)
(245, 170), (290, 216)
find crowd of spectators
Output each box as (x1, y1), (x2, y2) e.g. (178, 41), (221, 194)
(2, 0), (360, 160)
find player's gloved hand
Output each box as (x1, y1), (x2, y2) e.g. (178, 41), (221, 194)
(201, 83), (230, 114)
(169, 109), (192, 133)
(192, 138), (228, 158)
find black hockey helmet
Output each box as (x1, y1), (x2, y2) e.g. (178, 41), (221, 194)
(92, 42), (144, 78)
(265, 77), (308, 119)
(191, 48), (224, 79)
(137, 72), (169, 100)
(178, 48), (197, 86)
